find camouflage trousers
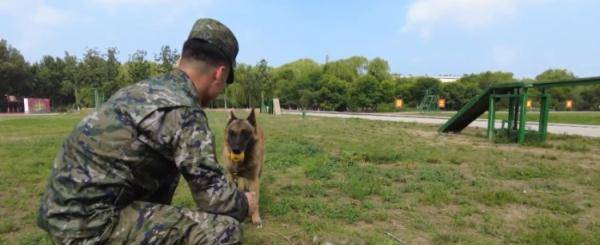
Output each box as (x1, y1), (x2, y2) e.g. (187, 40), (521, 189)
(52, 201), (242, 244)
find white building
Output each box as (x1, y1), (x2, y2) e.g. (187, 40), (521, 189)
(432, 75), (462, 83)
(395, 74), (463, 83)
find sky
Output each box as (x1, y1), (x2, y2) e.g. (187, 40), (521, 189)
(1, 0), (599, 78)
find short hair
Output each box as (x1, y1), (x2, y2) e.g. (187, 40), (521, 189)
(181, 38), (229, 67)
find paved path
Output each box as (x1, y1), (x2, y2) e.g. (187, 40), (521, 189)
(283, 110), (600, 138)
(0, 113), (60, 117)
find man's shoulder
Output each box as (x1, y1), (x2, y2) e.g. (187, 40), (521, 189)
(106, 72), (199, 124)
(130, 73), (194, 103)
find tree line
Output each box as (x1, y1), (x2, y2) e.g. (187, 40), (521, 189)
(1, 39), (599, 112)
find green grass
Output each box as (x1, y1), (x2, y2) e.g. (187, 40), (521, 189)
(1, 111), (599, 244)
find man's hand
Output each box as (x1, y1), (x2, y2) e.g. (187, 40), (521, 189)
(244, 192), (258, 217)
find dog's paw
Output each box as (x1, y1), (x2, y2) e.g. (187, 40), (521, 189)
(252, 218), (263, 229)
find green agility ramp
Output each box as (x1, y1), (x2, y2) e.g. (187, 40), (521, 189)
(438, 77), (600, 143)
(438, 83), (527, 133)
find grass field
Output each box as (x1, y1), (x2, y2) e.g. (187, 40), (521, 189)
(1, 111), (599, 244)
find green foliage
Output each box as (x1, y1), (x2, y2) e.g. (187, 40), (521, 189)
(154, 45), (180, 74)
(535, 69), (576, 82)
(316, 74), (348, 111)
(0, 39), (30, 96)
(126, 50), (158, 85)
(367, 57), (391, 81)
(440, 80), (480, 110)
(348, 74), (382, 111)
(1, 38), (599, 113)
(323, 56), (367, 82)
(459, 71), (515, 89)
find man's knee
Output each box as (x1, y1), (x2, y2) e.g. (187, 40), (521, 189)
(213, 216), (242, 245)
(186, 214), (242, 245)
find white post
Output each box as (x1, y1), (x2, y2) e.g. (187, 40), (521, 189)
(273, 98), (281, 116)
(23, 98), (29, 113)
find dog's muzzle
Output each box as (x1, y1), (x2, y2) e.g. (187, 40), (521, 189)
(229, 152), (245, 163)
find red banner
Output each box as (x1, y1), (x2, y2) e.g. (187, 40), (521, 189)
(25, 98), (51, 113)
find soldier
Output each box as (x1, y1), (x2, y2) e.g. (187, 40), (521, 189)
(37, 18), (257, 244)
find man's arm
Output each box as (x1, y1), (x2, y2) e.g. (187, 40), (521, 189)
(139, 107), (248, 221)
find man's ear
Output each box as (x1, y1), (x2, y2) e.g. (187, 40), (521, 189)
(247, 108), (256, 127)
(227, 110), (237, 125)
(213, 65), (227, 83)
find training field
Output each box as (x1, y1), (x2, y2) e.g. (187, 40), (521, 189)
(0, 112), (599, 244)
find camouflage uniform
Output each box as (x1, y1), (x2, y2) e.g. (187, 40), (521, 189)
(37, 19), (246, 244)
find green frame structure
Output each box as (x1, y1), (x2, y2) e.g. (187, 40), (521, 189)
(418, 89), (439, 112)
(439, 76), (600, 144)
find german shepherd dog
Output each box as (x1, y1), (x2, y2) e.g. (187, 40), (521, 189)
(222, 109), (264, 228)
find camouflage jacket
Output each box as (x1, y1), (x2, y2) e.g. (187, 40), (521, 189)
(37, 69), (248, 238)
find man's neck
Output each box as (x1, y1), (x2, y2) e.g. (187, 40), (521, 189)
(178, 66), (208, 106)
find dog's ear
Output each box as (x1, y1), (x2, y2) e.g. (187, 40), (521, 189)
(227, 110), (237, 125)
(247, 108), (256, 127)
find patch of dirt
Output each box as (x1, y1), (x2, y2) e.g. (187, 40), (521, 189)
(410, 236), (432, 244)
(407, 129), (438, 139)
(501, 204), (530, 227)
(437, 130), (600, 172)
(567, 157), (600, 171)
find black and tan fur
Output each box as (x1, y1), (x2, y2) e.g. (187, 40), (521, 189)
(222, 109), (264, 228)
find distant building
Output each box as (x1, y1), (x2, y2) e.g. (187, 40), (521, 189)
(394, 74), (463, 83)
(431, 75), (462, 83)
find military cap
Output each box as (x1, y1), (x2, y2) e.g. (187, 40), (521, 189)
(188, 18), (238, 84)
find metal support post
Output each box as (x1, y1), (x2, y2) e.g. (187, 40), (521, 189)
(507, 93), (515, 131)
(539, 90), (550, 141)
(487, 94), (496, 140)
(518, 88), (529, 144)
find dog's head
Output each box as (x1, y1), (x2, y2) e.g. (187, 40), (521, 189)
(225, 109), (257, 163)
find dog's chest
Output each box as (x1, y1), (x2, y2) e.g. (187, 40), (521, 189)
(231, 161), (254, 176)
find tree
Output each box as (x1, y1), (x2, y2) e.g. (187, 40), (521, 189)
(367, 57), (391, 81)
(60, 52), (80, 109)
(102, 48), (122, 96)
(233, 63), (255, 107)
(224, 82), (247, 108)
(535, 69), (575, 82)
(2, 43), (596, 113)
(273, 59), (322, 108)
(30, 56), (66, 105)
(75, 49), (109, 107)
(317, 74), (348, 111)
(0, 39), (30, 96)
(535, 69), (577, 110)
(323, 56), (367, 83)
(348, 74), (382, 111)
(78, 49), (107, 88)
(155, 45), (179, 74)
(378, 78), (396, 104)
(409, 77), (442, 106)
(126, 50), (156, 84)
(459, 71), (515, 89)
(275, 59), (321, 82)
(255, 59), (273, 107)
(394, 77), (416, 106)
(441, 81), (479, 110)
(298, 89), (318, 110)
(579, 85), (600, 111)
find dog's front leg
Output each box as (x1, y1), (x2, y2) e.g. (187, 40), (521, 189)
(247, 176), (262, 228)
(225, 170), (236, 184)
